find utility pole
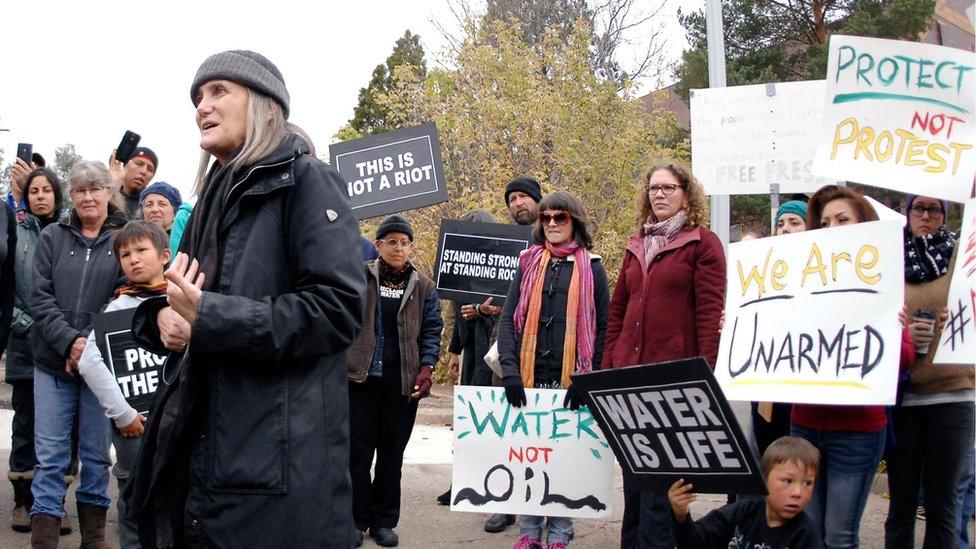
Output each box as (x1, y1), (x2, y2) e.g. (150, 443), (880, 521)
(706, 0), (730, 250)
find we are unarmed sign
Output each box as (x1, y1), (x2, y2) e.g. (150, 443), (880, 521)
(571, 359), (764, 494)
(715, 220), (904, 405)
(812, 35), (975, 202)
(451, 387), (613, 518)
(93, 309), (167, 415)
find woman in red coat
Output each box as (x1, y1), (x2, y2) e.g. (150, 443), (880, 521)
(602, 162), (726, 548)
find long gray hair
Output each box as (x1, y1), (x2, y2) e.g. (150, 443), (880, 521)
(193, 89), (314, 194)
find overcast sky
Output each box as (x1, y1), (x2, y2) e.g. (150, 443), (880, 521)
(0, 0), (694, 199)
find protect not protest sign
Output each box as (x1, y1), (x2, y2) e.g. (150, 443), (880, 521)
(935, 198), (975, 364)
(92, 309), (167, 415)
(434, 220), (533, 305)
(451, 387), (614, 518)
(329, 123), (447, 220)
(715, 220), (905, 405)
(691, 80), (833, 195)
(570, 358), (765, 494)
(811, 35), (976, 203)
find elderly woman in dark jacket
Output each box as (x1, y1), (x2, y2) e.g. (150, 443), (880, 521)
(29, 160), (127, 546)
(6, 168), (62, 532)
(346, 214), (442, 548)
(602, 162), (726, 549)
(498, 191), (610, 549)
(127, 50), (366, 548)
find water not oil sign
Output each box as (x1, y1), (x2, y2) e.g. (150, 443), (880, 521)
(329, 122), (448, 220)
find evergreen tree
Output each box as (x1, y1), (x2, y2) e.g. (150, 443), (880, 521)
(348, 30), (427, 136)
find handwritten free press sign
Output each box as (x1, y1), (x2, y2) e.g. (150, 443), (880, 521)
(715, 220), (905, 406)
(450, 387), (613, 518)
(811, 35), (975, 203)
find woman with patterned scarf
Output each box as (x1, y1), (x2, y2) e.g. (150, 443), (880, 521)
(497, 190), (610, 549)
(885, 194), (974, 548)
(601, 162), (726, 549)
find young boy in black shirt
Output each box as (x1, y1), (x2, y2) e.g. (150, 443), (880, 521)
(668, 436), (824, 549)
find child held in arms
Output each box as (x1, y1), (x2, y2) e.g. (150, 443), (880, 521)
(76, 220), (176, 548)
(668, 436), (824, 549)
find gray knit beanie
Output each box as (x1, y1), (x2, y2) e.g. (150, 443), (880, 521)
(190, 50), (290, 118)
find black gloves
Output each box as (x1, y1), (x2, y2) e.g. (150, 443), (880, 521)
(503, 376), (527, 407)
(563, 384), (586, 410)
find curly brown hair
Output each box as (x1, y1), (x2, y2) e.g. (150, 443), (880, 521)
(637, 162), (708, 229)
(806, 185), (879, 230)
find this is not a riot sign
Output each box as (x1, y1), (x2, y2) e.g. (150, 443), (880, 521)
(329, 122), (447, 220)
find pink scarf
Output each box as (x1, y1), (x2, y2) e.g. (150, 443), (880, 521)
(643, 210), (688, 267)
(513, 241), (596, 376)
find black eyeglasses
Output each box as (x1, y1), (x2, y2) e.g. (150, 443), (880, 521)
(644, 183), (682, 196)
(539, 211), (571, 225)
(909, 204), (944, 218)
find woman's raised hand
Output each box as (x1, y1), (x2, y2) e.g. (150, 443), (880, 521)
(165, 252), (206, 326)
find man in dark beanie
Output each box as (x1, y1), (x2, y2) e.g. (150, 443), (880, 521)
(112, 146), (158, 219)
(375, 214), (413, 241)
(504, 176), (541, 226)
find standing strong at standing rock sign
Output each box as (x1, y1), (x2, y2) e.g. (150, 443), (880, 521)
(125, 50), (366, 548)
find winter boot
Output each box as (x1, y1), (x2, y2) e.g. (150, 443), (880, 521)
(9, 471), (34, 532)
(77, 503), (111, 549)
(60, 475), (73, 536)
(29, 514), (60, 549)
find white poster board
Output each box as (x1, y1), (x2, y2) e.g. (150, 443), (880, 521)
(691, 80), (832, 195)
(811, 35), (976, 203)
(450, 387), (614, 518)
(865, 196), (906, 226)
(715, 220), (905, 405)
(934, 198), (976, 364)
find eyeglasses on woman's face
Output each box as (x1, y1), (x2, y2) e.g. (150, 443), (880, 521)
(381, 238), (412, 249)
(644, 183), (681, 196)
(539, 211), (571, 226)
(909, 204), (944, 218)
(70, 185), (108, 199)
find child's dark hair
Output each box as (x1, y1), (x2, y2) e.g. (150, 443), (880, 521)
(112, 220), (170, 258)
(760, 436), (820, 480)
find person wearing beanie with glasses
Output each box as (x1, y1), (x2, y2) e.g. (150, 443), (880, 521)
(125, 50), (366, 548)
(346, 214), (442, 547)
(109, 146), (158, 220)
(139, 181), (182, 235)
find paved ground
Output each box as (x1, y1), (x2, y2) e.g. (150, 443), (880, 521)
(0, 382), (970, 547)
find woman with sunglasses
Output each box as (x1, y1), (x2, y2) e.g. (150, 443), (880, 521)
(346, 214), (442, 547)
(497, 191), (610, 549)
(885, 194), (973, 548)
(602, 162), (726, 548)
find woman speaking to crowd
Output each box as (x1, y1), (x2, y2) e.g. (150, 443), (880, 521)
(127, 50), (366, 548)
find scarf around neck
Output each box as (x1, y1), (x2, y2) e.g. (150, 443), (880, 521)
(114, 281), (168, 299)
(905, 224), (956, 283)
(513, 240), (596, 388)
(378, 258), (413, 288)
(642, 210), (688, 267)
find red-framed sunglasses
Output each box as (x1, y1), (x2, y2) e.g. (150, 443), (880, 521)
(539, 211), (571, 225)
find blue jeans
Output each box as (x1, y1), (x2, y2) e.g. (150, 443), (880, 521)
(792, 424), (885, 549)
(521, 515), (572, 545)
(31, 369), (112, 516)
(958, 443), (975, 549)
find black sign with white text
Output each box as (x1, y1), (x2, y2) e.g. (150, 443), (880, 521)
(329, 122), (448, 220)
(571, 358), (765, 494)
(93, 309), (166, 416)
(434, 220), (533, 306)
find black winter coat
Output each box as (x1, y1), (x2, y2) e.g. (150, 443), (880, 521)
(498, 253), (610, 386)
(449, 301), (497, 386)
(30, 206), (126, 379)
(128, 135), (366, 548)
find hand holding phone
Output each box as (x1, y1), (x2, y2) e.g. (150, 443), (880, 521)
(16, 143), (32, 165)
(114, 131), (141, 164)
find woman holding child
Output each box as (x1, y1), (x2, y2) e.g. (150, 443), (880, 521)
(128, 50), (366, 547)
(602, 162), (726, 548)
(29, 160), (127, 546)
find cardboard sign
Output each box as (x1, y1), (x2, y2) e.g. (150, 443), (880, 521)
(811, 35), (976, 203)
(329, 123), (448, 220)
(451, 387), (614, 518)
(92, 309), (167, 415)
(716, 220), (905, 405)
(935, 198), (976, 364)
(434, 221), (533, 305)
(691, 80), (833, 195)
(571, 358), (765, 494)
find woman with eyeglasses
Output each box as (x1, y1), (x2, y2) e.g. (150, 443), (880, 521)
(28, 160), (127, 544)
(602, 162), (726, 549)
(346, 214), (442, 547)
(885, 194), (973, 548)
(497, 191), (610, 549)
